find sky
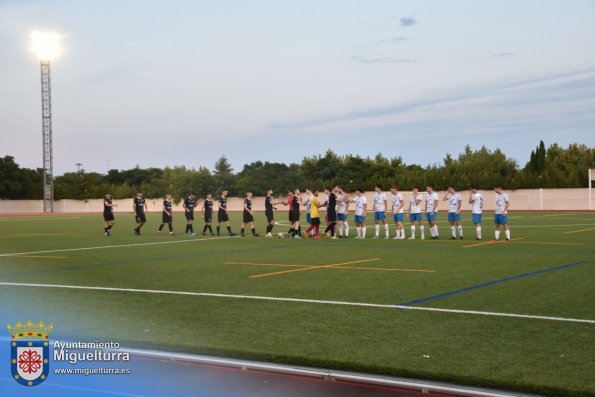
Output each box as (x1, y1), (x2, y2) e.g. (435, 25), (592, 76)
(1, 0), (594, 175)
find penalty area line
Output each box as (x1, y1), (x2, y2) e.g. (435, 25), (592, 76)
(0, 282), (593, 325)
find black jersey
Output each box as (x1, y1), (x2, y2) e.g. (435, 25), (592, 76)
(204, 199), (213, 213)
(133, 197), (146, 214)
(103, 197), (113, 214)
(265, 196), (274, 212)
(163, 199), (173, 214)
(327, 192), (337, 213)
(184, 196), (197, 212)
(243, 198), (252, 214)
(218, 196), (227, 212)
(291, 196), (300, 213)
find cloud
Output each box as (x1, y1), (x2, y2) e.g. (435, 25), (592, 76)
(399, 17), (417, 27)
(489, 52), (516, 58)
(352, 55), (418, 64)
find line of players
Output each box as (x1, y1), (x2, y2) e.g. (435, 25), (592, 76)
(102, 184), (511, 242)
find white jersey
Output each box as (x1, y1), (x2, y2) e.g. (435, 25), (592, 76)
(305, 194), (312, 213)
(392, 193), (404, 214)
(425, 191), (439, 213)
(373, 192), (387, 212)
(409, 194), (422, 214)
(337, 194), (347, 214)
(495, 192), (509, 215)
(470, 192), (483, 214)
(447, 192), (462, 213)
(354, 195), (367, 216)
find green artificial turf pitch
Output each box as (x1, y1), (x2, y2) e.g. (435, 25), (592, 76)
(0, 211), (594, 396)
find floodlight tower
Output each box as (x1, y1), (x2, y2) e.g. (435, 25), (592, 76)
(31, 31), (62, 212)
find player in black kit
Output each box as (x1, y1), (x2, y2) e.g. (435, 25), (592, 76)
(157, 193), (174, 235)
(240, 192), (259, 237)
(103, 193), (117, 236)
(264, 189), (277, 237)
(183, 193), (198, 236)
(133, 191), (148, 235)
(216, 190), (236, 236)
(324, 186), (338, 238)
(202, 193), (215, 236)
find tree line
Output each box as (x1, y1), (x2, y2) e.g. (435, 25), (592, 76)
(1, 141), (593, 201)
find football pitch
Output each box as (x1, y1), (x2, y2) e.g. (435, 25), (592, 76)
(0, 211), (594, 396)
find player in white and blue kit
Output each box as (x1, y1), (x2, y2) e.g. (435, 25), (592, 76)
(351, 188), (368, 239)
(390, 186), (405, 239)
(373, 184), (389, 239)
(336, 187), (350, 238)
(494, 186), (511, 242)
(469, 186), (483, 240)
(425, 185), (440, 239)
(408, 187), (424, 239)
(443, 186), (463, 240)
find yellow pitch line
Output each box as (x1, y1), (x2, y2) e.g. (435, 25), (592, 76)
(250, 258), (380, 279)
(463, 238), (524, 248)
(11, 255), (69, 259)
(563, 227), (595, 234)
(335, 266), (436, 273)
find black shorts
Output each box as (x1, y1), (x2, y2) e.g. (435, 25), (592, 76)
(185, 211), (194, 221)
(135, 213), (146, 223)
(162, 213), (172, 223)
(218, 211), (229, 223)
(289, 211), (300, 223)
(311, 217), (321, 226)
(204, 212), (212, 223)
(327, 211), (337, 222)
(103, 212), (115, 222)
(243, 212), (254, 223)
(265, 211), (274, 222)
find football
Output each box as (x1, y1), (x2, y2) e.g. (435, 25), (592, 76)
(277, 232), (286, 238)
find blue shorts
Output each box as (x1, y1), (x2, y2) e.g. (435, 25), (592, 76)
(354, 215), (365, 223)
(448, 212), (461, 222)
(426, 212), (438, 222)
(374, 212), (386, 222)
(494, 214), (508, 225)
(337, 213), (347, 221)
(410, 213), (422, 222)
(472, 213), (482, 224)
(306, 213), (311, 223)
(393, 213), (404, 223)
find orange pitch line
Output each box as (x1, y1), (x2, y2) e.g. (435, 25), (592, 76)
(250, 258), (381, 279)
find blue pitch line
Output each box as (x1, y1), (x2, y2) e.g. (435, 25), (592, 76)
(399, 260), (591, 306)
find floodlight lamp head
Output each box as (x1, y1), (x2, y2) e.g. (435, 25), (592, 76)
(31, 31), (63, 61)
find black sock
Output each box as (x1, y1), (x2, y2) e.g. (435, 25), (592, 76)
(241, 228), (245, 235)
(217, 226), (221, 235)
(168, 223), (173, 232)
(159, 224), (164, 231)
(203, 225), (208, 233)
(107, 225), (112, 230)
(251, 228), (256, 235)
(185, 224), (190, 233)
(189, 225), (194, 233)
(104, 227), (108, 233)
(227, 226), (232, 234)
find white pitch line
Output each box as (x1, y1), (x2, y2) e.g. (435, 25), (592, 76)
(0, 282), (593, 325)
(0, 236), (237, 257)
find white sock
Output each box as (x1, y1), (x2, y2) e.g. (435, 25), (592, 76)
(476, 226), (481, 239)
(505, 229), (511, 240)
(451, 226), (456, 238)
(458, 225), (463, 237)
(362, 227), (367, 238)
(338, 223), (343, 236)
(433, 225), (439, 236)
(420, 224), (425, 237)
(356, 227), (361, 238)
(396, 229), (401, 238)
(495, 230), (501, 240)
(345, 223), (349, 237)
(410, 225), (416, 238)
(375, 224), (380, 236)
(385, 224), (389, 237)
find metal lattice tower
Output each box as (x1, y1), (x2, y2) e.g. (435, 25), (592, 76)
(40, 59), (54, 212)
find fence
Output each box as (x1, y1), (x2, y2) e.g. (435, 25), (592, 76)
(0, 188), (593, 214)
